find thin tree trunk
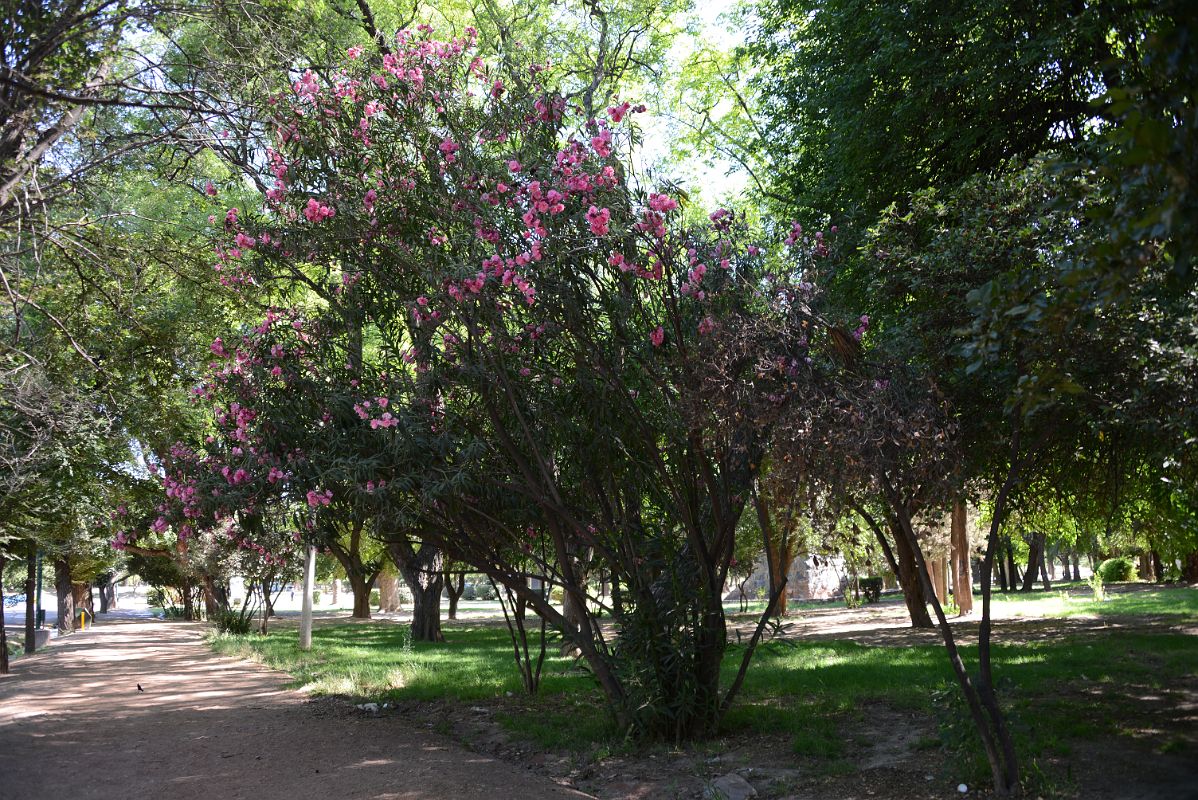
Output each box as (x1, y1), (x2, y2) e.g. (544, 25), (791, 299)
(1, 552), (9, 673)
(300, 546), (316, 651)
(951, 500), (973, 615)
(445, 571), (464, 619)
(1038, 546), (1051, 590)
(1005, 540), (1020, 591)
(995, 549), (1008, 592)
(24, 545), (36, 653)
(1151, 551), (1163, 583)
(1071, 553), (1082, 581)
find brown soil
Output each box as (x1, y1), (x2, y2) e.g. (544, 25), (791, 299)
(0, 616), (589, 800)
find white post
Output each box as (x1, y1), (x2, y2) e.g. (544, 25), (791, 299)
(299, 546), (316, 651)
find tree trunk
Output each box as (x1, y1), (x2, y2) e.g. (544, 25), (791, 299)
(560, 576), (588, 653)
(1005, 540), (1021, 591)
(97, 576), (110, 613)
(951, 500), (973, 615)
(331, 577), (339, 605)
(1021, 532), (1045, 592)
(300, 546), (316, 651)
(181, 575), (195, 621)
(1038, 546), (1051, 590)
(377, 570), (401, 612)
(24, 545), (36, 653)
(346, 571), (374, 619)
(994, 549), (1008, 592)
(1071, 553), (1082, 582)
(1, 552), (9, 673)
(445, 571), (465, 619)
(892, 521), (934, 627)
(1181, 550), (1198, 584)
(55, 557), (74, 634)
(1151, 551), (1164, 583)
(387, 539), (444, 642)
(1138, 553), (1155, 582)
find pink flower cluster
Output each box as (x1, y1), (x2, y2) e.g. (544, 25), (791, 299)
(304, 198), (336, 223)
(306, 488), (333, 507)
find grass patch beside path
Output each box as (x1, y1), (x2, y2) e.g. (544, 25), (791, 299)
(210, 623), (592, 701)
(209, 584), (1197, 786)
(987, 582), (1198, 620)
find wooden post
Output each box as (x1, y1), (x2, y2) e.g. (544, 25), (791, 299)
(299, 546), (316, 651)
(951, 500), (973, 615)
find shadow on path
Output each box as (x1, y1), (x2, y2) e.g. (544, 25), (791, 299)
(0, 618), (590, 800)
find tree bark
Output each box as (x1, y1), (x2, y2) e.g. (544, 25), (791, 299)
(1138, 553), (1155, 582)
(1181, 550), (1198, 584)
(388, 539), (444, 642)
(300, 546), (316, 651)
(1, 552), (9, 673)
(444, 571), (464, 619)
(891, 521), (934, 627)
(950, 500), (973, 615)
(346, 571), (374, 619)
(1020, 532), (1044, 592)
(181, 575), (195, 621)
(1005, 540), (1021, 591)
(24, 545), (36, 653)
(995, 549), (1008, 592)
(55, 557), (74, 634)
(377, 570), (401, 612)
(1150, 551), (1163, 583)
(1071, 553), (1082, 581)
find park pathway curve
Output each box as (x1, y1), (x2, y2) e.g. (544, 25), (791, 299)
(0, 617), (590, 800)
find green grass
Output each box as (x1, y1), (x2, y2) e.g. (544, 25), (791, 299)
(210, 623), (593, 702)
(987, 583), (1198, 619)
(209, 584), (1198, 780)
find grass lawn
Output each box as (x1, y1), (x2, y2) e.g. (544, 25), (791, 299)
(209, 583), (1197, 787)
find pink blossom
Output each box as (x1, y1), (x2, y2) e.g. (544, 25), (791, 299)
(205, 181), (217, 196)
(346, 46), (363, 59)
(607, 101), (632, 123)
(650, 326), (665, 347)
(648, 193), (678, 213)
(698, 317), (716, 335)
(507, 159), (521, 173)
(303, 198), (336, 223)
(586, 205), (611, 236)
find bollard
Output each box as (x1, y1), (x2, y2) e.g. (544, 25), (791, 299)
(78, 608), (88, 630)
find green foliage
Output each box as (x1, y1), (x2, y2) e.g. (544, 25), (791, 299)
(1089, 573), (1107, 603)
(1097, 557), (1138, 584)
(859, 577), (882, 604)
(214, 607), (254, 635)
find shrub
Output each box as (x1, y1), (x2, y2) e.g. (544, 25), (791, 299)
(474, 582), (497, 601)
(1089, 573), (1106, 602)
(462, 583), (477, 601)
(311, 590), (321, 604)
(1097, 557), (1137, 583)
(370, 588), (381, 608)
(214, 608), (253, 634)
(860, 577), (884, 603)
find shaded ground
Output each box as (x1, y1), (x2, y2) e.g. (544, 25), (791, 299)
(0, 615), (589, 800)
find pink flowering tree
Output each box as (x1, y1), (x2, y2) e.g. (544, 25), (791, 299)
(189, 30), (860, 737)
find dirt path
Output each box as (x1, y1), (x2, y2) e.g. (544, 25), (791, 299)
(0, 616), (590, 800)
